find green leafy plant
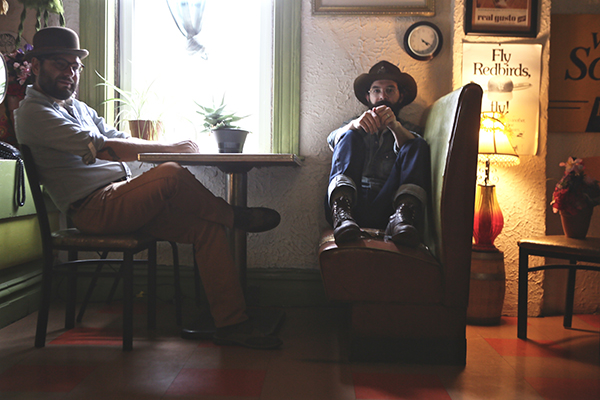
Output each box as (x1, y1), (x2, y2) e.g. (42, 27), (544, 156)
(195, 96), (249, 132)
(96, 72), (160, 123)
(96, 72), (163, 140)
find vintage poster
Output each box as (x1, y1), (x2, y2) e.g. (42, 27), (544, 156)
(548, 14), (600, 133)
(462, 42), (542, 155)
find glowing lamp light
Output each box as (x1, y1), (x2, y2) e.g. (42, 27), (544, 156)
(473, 112), (520, 252)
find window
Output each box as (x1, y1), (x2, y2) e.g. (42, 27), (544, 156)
(120, 0), (271, 153)
(79, 0), (300, 154)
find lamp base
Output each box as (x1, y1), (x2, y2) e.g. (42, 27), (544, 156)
(472, 243), (501, 253)
(473, 184), (504, 252)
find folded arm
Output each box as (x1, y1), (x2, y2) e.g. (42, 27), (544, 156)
(97, 138), (200, 162)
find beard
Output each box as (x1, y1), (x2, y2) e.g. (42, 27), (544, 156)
(369, 99), (403, 115)
(37, 70), (77, 100)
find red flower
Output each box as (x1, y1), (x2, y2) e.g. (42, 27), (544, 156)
(551, 158), (600, 215)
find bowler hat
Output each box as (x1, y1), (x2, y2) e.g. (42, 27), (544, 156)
(25, 27), (89, 61)
(354, 61), (417, 107)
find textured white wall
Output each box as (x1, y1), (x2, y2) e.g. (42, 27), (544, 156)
(544, 0), (600, 315)
(11, 0), (597, 316)
(453, 0), (551, 316)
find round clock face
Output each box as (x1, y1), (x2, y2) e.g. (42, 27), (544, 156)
(404, 22), (443, 61)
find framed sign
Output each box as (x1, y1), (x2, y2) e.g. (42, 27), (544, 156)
(465, 0), (538, 37)
(463, 42), (542, 155)
(312, 0), (435, 16)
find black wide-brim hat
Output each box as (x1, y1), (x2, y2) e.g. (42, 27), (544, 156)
(25, 27), (89, 61)
(354, 61), (417, 107)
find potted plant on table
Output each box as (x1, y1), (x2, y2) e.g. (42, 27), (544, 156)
(195, 96), (249, 153)
(551, 157), (600, 239)
(97, 73), (163, 141)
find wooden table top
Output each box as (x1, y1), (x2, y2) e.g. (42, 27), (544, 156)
(138, 153), (303, 168)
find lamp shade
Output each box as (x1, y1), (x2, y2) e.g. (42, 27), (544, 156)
(478, 112), (520, 167)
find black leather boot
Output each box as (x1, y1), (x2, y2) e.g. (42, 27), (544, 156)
(385, 195), (422, 248)
(332, 195), (361, 244)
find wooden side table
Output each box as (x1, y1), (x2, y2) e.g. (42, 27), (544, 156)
(467, 249), (506, 326)
(517, 235), (600, 339)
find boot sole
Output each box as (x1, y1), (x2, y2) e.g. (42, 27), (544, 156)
(334, 225), (362, 244)
(388, 226), (419, 248)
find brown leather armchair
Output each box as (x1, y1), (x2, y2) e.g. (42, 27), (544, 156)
(318, 83), (483, 364)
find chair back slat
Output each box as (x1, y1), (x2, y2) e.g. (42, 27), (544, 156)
(19, 144), (55, 262)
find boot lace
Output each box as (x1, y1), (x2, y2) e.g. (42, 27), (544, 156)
(396, 203), (416, 225)
(333, 197), (353, 225)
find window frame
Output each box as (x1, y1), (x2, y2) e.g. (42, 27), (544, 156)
(79, 0), (300, 155)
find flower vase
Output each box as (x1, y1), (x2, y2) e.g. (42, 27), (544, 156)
(560, 206), (593, 239)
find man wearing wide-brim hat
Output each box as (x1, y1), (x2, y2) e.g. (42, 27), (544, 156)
(16, 26), (283, 349)
(325, 60), (430, 248)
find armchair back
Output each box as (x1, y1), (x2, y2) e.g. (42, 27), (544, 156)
(423, 83), (483, 307)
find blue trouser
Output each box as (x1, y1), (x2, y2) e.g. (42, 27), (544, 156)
(325, 130), (431, 229)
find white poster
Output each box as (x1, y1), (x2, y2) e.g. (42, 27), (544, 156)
(462, 42), (542, 156)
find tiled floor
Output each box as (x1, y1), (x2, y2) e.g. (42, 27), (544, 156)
(0, 300), (598, 400)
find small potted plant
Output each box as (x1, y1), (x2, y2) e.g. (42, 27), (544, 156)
(195, 96), (249, 153)
(97, 73), (163, 141)
(551, 157), (600, 238)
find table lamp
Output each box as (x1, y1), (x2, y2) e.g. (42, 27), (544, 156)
(473, 112), (520, 252)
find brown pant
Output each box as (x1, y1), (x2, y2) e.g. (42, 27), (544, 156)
(71, 162), (247, 328)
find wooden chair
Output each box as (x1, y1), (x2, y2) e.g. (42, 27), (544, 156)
(21, 144), (159, 351)
(75, 240), (193, 327)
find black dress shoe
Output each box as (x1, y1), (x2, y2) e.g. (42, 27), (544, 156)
(181, 314), (216, 340)
(213, 318), (282, 349)
(233, 206), (281, 232)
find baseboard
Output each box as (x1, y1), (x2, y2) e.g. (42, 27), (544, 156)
(246, 268), (329, 307)
(0, 259), (43, 330)
(0, 264), (331, 330)
(53, 265), (330, 308)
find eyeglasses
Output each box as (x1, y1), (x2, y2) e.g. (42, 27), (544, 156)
(368, 86), (398, 96)
(47, 57), (85, 73)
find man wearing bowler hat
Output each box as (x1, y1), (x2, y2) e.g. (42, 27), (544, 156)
(15, 26), (283, 349)
(326, 60), (430, 247)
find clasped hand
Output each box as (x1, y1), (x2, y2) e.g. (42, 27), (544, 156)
(169, 140), (200, 153)
(352, 105), (398, 135)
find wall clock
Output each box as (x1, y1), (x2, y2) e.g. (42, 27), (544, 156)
(404, 21), (443, 61)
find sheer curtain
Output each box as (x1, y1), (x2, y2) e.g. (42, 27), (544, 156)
(165, 0), (208, 59)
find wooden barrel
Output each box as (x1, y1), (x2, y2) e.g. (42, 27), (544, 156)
(467, 250), (505, 325)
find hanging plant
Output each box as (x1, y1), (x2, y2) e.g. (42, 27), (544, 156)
(16, 0), (65, 46)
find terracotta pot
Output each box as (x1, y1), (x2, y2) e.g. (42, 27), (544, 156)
(128, 120), (163, 141)
(212, 128), (248, 153)
(560, 206), (593, 239)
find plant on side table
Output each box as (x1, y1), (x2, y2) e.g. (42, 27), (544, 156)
(195, 96), (249, 153)
(551, 157), (600, 239)
(97, 73), (163, 141)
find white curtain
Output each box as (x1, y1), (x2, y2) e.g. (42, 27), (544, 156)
(165, 0), (208, 58)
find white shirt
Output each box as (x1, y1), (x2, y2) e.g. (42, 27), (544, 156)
(15, 86), (130, 214)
